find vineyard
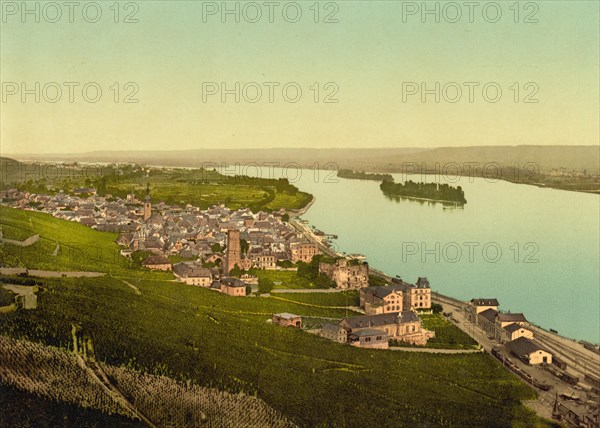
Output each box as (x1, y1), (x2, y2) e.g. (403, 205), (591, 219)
(0, 334), (297, 427)
(103, 364), (296, 428)
(0, 335), (137, 420)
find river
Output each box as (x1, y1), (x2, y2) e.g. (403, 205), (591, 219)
(247, 166), (599, 343)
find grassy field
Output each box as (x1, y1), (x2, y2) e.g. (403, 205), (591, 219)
(0, 207), (171, 279)
(419, 314), (479, 349)
(1, 164), (312, 212)
(273, 291), (360, 307)
(0, 208), (558, 427)
(251, 269), (320, 289)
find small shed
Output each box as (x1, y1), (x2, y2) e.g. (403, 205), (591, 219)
(272, 313), (302, 328)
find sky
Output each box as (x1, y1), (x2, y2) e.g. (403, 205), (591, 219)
(1, 0), (599, 154)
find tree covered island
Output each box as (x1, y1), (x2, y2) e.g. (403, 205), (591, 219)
(380, 179), (467, 204)
(337, 169), (393, 182)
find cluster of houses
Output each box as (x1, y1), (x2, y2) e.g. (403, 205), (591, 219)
(0, 188), (319, 266)
(3, 186), (437, 346)
(466, 298), (553, 365)
(273, 309), (434, 349)
(271, 277), (435, 350)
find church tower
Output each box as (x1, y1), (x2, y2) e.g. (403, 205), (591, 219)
(225, 229), (241, 274)
(144, 194), (152, 221)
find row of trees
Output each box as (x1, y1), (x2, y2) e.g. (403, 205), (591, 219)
(380, 180), (467, 204)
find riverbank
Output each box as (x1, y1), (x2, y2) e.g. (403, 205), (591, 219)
(381, 192), (465, 206)
(291, 202), (599, 351)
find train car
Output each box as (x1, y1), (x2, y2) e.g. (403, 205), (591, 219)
(533, 379), (552, 391)
(584, 374), (600, 388)
(552, 356), (567, 370)
(561, 373), (580, 386)
(581, 341), (600, 355)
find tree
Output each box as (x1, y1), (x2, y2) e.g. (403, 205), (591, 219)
(281, 213), (289, 222)
(229, 264), (243, 278)
(210, 243), (222, 254)
(258, 277), (274, 294)
(276, 259), (294, 269)
(240, 239), (249, 255)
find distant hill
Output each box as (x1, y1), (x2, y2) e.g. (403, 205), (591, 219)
(5, 146), (599, 174)
(0, 157), (22, 185)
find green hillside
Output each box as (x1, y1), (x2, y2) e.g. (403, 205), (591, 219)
(0, 208), (558, 427)
(0, 206), (169, 279)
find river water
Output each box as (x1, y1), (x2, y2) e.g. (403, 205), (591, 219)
(259, 167), (599, 343)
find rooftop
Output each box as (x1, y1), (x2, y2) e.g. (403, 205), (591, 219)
(506, 337), (548, 357)
(471, 298), (499, 307)
(274, 313), (301, 320)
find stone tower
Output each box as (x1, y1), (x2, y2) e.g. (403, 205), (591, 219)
(225, 229), (241, 274)
(144, 194), (152, 221)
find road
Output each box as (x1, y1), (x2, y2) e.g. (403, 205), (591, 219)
(0, 268), (105, 278)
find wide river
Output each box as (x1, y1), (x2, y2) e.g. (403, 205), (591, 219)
(238, 166), (599, 343)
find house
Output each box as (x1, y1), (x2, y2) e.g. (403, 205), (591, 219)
(220, 277), (247, 297)
(272, 313), (302, 328)
(73, 187), (97, 196)
(347, 329), (389, 349)
(495, 313), (527, 340)
(2, 285), (38, 310)
(360, 277), (432, 314)
(477, 308), (499, 338)
(291, 243), (320, 263)
(141, 255), (172, 271)
(319, 258), (369, 290)
(319, 324), (347, 343)
(340, 311), (433, 346)
(506, 337), (552, 365)
(501, 323), (533, 343)
(172, 262), (212, 286)
(466, 298), (499, 324)
(360, 286), (404, 314)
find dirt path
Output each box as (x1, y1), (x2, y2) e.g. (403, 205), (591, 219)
(119, 278), (142, 296)
(271, 288), (347, 294)
(76, 354), (156, 427)
(389, 346), (483, 354)
(0, 268), (105, 278)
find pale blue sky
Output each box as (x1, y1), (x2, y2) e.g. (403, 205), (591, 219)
(1, 1), (598, 153)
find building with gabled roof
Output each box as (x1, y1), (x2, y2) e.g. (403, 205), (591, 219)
(466, 298), (500, 324)
(347, 328), (389, 349)
(360, 277), (432, 314)
(501, 323), (533, 343)
(340, 311), (433, 346)
(272, 313), (302, 328)
(506, 337), (552, 365)
(141, 255), (171, 271)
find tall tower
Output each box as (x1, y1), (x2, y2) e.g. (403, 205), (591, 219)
(225, 229), (241, 274)
(144, 194), (152, 221)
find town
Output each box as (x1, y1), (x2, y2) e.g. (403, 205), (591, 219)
(1, 185), (599, 427)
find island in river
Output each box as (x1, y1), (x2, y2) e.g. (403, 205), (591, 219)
(337, 169), (394, 182)
(380, 180), (467, 204)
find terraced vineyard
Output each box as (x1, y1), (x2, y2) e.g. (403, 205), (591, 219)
(103, 365), (296, 428)
(0, 335), (136, 420)
(0, 335), (296, 427)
